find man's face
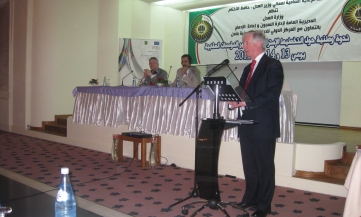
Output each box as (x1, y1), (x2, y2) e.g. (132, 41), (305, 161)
(242, 34), (262, 60)
(149, 59), (159, 71)
(181, 57), (190, 67)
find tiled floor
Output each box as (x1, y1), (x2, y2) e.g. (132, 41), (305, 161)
(294, 125), (361, 152)
(0, 131), (347, 217)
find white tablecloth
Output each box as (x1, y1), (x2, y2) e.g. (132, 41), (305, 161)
(72, 86), (297, 143)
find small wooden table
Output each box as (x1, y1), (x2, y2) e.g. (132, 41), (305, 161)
(117, 134), (161, 168)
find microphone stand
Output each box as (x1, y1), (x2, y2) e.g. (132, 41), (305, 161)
(168, 82), (203, 209)
(168, 60), (230, 210)
(167, 66), (172, 80)
(166, 66), (172, 86)
(121, 70), (133, 86)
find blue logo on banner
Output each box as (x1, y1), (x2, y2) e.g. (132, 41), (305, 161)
(154, 41), (160, 45)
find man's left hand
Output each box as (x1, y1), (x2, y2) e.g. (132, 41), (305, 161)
(229, 101), (246, 109)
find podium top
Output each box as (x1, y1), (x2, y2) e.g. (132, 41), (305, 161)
(203, 63), (252, 102)
(203, 76), (252, 102)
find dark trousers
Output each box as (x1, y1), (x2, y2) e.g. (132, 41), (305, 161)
(239, 136), (276, 211)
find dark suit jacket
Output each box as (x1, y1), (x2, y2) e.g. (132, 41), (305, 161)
(239, 54), (284, 139)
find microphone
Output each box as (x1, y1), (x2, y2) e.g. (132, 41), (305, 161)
(121, 70), (133, 86)
(206, 59), (230, 76)
(232, 66), (238, 72)
(167, 66), (172, 79)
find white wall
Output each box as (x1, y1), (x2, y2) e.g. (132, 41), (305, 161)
(97, 0), (119, 87)
(0, 92), (9, 131)
(340, 61), (361, 128)
(11, 0), (28, 130)
(161, 8), (187, 82)
(282, 62), (342, 125)
(29, 0), (99, 126)
(0, 2), (10, 131)
(118, 1), (185, 85)
(118, 0), (132, 38)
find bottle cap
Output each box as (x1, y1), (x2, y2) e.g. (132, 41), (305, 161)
(61, 167), (69, 174)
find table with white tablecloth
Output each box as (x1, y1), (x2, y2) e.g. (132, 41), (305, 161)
(72, 86), (297, 143)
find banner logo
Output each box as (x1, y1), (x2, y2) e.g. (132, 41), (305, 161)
(190, 14), (213, 43)
(342, 0), (361, 33)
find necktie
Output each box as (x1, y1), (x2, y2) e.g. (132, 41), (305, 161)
(244, 60), (256, 90)
(241, 60), (256, 101)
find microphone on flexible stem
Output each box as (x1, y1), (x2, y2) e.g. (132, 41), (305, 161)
(232, 66), (237, 72)
(121, 70), (133, 86)
(206, 59), (230, 76)
(167, 66), (172, 79)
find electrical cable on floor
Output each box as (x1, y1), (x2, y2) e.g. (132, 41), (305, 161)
(160, 156), (168, 166)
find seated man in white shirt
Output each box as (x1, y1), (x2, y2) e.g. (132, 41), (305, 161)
(171, 54), (200, 87)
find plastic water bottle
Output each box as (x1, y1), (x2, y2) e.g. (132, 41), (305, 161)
(103, 76), (107, 86)
(176, 75), (180, 87)
(55, 167), (76, 217)
(149, 135), (158, 168)
(132, 76), (137, 86)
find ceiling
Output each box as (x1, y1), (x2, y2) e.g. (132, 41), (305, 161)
(139, 0), (253, 11)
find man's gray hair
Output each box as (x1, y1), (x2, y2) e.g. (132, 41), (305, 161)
(149, 57), (159, 62)
(243, 30), (267, 50)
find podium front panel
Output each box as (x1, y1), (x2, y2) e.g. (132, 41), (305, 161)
(195, 119), (226, 201)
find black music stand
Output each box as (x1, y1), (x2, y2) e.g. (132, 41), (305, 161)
(181, 76), (252, 217)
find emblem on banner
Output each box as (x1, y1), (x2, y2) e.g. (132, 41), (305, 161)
(190, 14), (213, 43)
(341, 0), (361, 33)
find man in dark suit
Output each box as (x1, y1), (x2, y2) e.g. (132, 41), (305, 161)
(229, 30), (284, 217)
(143, 57), (168, 85)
